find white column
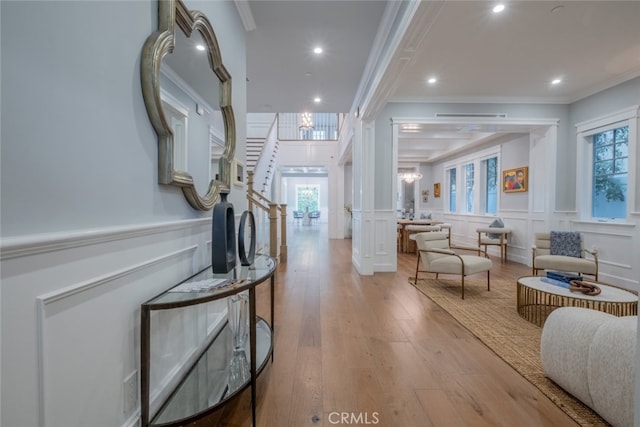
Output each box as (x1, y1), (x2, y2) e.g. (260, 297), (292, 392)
(352, 119), (375, 275)
(327, 164), (345, 239)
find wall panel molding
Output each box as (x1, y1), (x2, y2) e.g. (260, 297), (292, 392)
(37, 246), (198, 305)
(36, 244), (200, 427)
(1, 218), (211, 260)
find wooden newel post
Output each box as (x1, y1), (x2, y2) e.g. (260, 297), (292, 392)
(269, 203), (278, 259)
(279, 204), (287, 262)
(247, 171), (255, 211)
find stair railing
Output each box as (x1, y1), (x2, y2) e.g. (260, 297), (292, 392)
(247, 171), (287, 262)
(252, 114), (280, 196)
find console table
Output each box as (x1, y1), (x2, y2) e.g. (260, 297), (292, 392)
(140, 255), (276, 426)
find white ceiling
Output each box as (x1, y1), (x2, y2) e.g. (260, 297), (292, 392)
(241, 0), (640, 162)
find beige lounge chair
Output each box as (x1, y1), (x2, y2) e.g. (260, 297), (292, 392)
(414, 231), (492, 299)
(532, 232), (598, 280)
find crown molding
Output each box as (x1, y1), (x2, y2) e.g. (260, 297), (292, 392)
(234, 0), (256, 32)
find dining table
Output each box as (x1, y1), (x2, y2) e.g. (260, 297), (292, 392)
(397, 219), (444, 253)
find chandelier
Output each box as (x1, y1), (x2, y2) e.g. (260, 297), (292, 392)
(299, 112), (314, 130)
(398, 172), (423, 183)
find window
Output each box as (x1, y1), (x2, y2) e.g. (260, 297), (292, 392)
(484, 157), (498, 214)
(448, 168), (457, 212)
(592, 126), (628, 219)
(296, 185), (319, 212)
(464, 163), (474, 213)
(576, 105), (638, 221)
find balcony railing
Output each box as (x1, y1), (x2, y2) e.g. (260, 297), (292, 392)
(277, 113), (340, 140)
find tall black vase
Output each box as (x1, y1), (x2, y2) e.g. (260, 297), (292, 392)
(211, 192), (237, 273)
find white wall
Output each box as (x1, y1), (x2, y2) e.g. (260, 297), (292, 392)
(0, 1), (247, 426)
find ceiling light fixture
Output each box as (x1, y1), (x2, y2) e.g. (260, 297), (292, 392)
(313, 97), (321, 103)
(313, 46), (323, 54)
(551, 78), (562, 85)
(493, 4), (505, 13)
(398, 172), (423, 183)
(299, 112), (314, 130)
(196, 44), (206, 51)
(427, 77), (437, 84)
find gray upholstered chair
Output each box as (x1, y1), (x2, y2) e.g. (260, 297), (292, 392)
(414, 231), (492, 299)
(532, 232), (598, 280)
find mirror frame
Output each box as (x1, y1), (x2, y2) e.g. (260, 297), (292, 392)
(141, 0), (235, 210)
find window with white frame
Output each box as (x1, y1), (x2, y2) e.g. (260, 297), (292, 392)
(448, 168), (457, 212)
(576, 105), (638, 221)
(483, 156), (498, 214)
(464, 163), (475, 213)
(592, 126), (628, 218)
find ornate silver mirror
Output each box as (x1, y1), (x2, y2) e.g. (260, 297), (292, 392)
(141, 0), (235, 210)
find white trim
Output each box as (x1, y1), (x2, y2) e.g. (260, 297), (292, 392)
(575, 105), (640, 134)
(572, 219), (636, 229)
(391, 117), (560, 127)
(37, 246), (198, 305)
(233, 0), (256, 31)
(0, 218), (210, 260)
(161, 66), (216, 115)
(576, 105), (638, 221)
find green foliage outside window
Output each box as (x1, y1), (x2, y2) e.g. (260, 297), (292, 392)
(592, 126), (627, 218)
(297, 187), (319, 212)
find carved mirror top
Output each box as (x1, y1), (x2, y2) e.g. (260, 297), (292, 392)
(141, 0), (235, 210)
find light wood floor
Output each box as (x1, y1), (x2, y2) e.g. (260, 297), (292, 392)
(217, 224), (579, 427)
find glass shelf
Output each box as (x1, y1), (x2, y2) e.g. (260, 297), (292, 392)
(141, 255), (276, 427)
(144, 255), (276, 308)
(151, 318), (272, 426)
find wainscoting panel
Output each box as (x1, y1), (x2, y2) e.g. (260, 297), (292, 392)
(374, 211), (397, 272)
(573, 221), (638, 291)
(1, 219), (214, 427)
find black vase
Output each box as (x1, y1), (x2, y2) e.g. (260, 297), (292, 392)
(238, 210), (256, 266)
(211, 192), (237, 273)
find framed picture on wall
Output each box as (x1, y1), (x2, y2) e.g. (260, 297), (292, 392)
(233, 160), (245, 187)
(433, 182), (441, 198)
(503, 166), (528, 192)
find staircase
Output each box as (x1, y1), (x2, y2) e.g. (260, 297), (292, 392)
(247, 115), (280, 196)
(245, 138), (263, 173)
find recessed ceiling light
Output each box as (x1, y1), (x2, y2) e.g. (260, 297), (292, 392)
(493, 4), (505, 13)
(427, 77), (437, 84)
(313, 46), (323, 54)
(196, 44), (206, 51)
(313, 97), (321, 103)
(551, 78), (562, 85)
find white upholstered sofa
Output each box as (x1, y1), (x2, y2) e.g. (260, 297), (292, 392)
(540, 307), (636, 426)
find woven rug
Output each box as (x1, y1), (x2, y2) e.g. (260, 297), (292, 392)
(409, 276), (609, 427)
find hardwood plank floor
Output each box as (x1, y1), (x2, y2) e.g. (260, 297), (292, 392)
(216, 224), (579, 427)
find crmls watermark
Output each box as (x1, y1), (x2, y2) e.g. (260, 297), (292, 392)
(327, 412), (380, 425)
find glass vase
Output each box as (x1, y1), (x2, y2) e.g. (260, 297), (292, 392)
(227, 291), (249, 351)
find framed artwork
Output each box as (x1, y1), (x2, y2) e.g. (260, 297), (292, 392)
(421, 190), (429, 203)
(433, 182), (441, 198)
(503, 166), (528, 192)
(233, 160), (245, 186)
